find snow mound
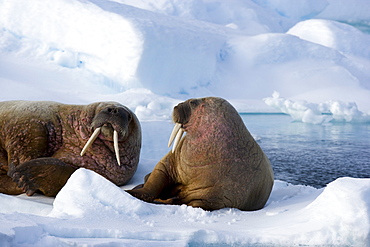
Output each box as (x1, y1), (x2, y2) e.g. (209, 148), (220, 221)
(288, 19), (370, 58)
(49, 168), (155, 218)
(1, 0), (370, 114)
(1, 168), (369, 246)
(261, 178), (370, 246)
(217, 31), (370, 111)
(300, 177), (370, 245)
(44, 169), (370, 246)
(0, 0), (143, 91)
(316, 0), (370, 24)
(115, 0), (287, 34)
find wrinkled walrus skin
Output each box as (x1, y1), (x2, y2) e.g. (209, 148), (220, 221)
(0, 101), (141, 196)
(127, 97), (274, 211)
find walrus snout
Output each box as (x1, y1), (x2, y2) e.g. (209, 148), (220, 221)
(172, 99), (200, 125)
(91, 106), (132, 139)
(80, 106), (132, 166)
(169, 102), (189, 153)
(169, 98), (203, 153)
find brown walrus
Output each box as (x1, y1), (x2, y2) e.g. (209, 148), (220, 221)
(127, 97), (274, 211)
(0, 100), (141, 196)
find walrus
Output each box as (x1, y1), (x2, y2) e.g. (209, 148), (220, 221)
(0, 100), (141, 196)
(126, 97), (273, 211)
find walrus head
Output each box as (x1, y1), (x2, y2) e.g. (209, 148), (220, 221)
(168, 98), (203, 153)
(80, 103), (133, 166)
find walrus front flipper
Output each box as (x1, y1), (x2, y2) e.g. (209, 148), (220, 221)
(8, 158), (77, 197)
(126, 159), (174, 203)
(0, 174), (24, 195)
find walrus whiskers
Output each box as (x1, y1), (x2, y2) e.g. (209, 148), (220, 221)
(168, 123), (182, 147)
(80, 127), (101, 156)
(172, 127), (184, 153)
(80, 127), (122, 166)
(114, 130), (121, 166)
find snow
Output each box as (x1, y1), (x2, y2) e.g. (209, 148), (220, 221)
(0, 0), (370, 245)
(2, 0), (370, 116)
(2, 169), (369, 246)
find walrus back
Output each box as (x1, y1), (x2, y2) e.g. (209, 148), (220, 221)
(0, 101), (63, 123)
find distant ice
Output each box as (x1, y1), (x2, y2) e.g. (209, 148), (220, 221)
(264, 91), (370, 124)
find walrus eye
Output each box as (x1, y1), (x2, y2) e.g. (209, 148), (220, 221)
(189, 99), (199, 108)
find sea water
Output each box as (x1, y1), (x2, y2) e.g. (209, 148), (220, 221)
(242, 114), (370, 188)
(141, 114), (370, 189)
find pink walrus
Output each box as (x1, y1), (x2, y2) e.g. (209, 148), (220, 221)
(127, 97), (273, 211)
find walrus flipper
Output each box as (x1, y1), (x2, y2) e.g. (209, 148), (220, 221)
(129, 97), (274, 211)
(8, 158), (77, 196)
(126, 157), (174, 203)
(0, 174), (24, 195)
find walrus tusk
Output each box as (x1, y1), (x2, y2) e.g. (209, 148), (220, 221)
(80, 127), (101, 156)
(81, 127), (121, 165)
(172, 128), (184, 153)
(168, 123), (182, 147)
(114, 130), (121, 166)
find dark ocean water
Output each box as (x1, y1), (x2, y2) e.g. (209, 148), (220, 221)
(241, 114), (370, 188)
